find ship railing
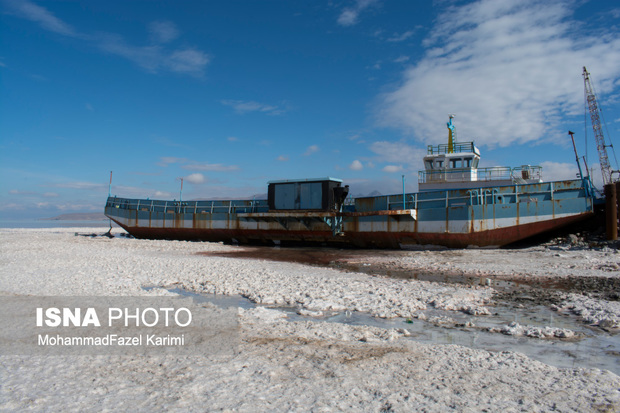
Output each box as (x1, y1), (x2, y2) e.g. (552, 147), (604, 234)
(379, 180), (584, 210)
(418, 166), (542, 184)
(105, 197), (270, 214)
(427, 141), (476, 155)
(386, 192), (471, 210)
(107, 179), (585, 215)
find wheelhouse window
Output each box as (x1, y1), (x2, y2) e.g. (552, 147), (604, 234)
(450, 158), (462, 169)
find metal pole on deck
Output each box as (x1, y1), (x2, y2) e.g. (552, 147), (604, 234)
(108, 171), (112, 197)
(179, 178), (183, 203)
(402, 175), (406, 210)
(605, 183), (618, 240)
(568, 131), (584, 179)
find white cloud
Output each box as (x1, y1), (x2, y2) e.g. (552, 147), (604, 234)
(387, 31), (414, 42)
(6, 1), (209, 77)
(227, 136), (239, 142)
(221, 100), (286, 115)
(6, 0), (77, 37)
(277, 155), (289, 162)
(165, 48), (210, 76)
(153, 190), (173, 198)
(54, 203), (100, 212)
(11, 189), (61, 198)
(337, 0), (379, 27)
(159, 156), (188, 166)
(110, 185), (173, 199)
(587, 163), (605, 190)
(149, 21), (179, 44)
(95, 34), (161, 72)
(349, 160), (364, 170)
(303, 145), (320, 156)
(369, 141), (426, 171)
(184, 173), (206, 185)
(382, 165), (403, 173)
(540, 161), (579, 181)
(539, 160), (608, 190)
(337, 9), (358, 27)
(0, 202), (25, 211)
(182, 162), (239, 172)
(53, 181), (106, 190)
(378, 0), (620, 149)
(158, 157), (239, 172)
(98, 34), (210, 77)
(154, 136), (191, 149)
(9, 189), (33, 195)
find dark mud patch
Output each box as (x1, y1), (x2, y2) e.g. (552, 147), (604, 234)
(491, 274), (620, 304)
(493, 289), (568, 308)
(198, 246), (486, 287)
(551, 275), (620, 301)
(198, 246), (396, 267)
(198, 246), (619, 305)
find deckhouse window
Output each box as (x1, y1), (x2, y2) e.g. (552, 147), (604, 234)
(464, 157), (472, 168)
(435, 160), (443, 168)
(425, 161), (433, 170)
(450, 158), (462, 168)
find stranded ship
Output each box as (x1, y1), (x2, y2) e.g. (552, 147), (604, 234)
(105, 117), (595, 248)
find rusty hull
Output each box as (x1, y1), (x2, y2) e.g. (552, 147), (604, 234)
(105, 178), (595, 249)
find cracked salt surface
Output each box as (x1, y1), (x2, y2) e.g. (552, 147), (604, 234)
(3, 228), (620, 412)
(166, 286), (620, 375)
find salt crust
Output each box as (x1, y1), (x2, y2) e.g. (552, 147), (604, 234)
(1, 228), (619, 411)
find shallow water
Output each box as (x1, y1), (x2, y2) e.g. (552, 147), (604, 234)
(161, 287), (620, 376)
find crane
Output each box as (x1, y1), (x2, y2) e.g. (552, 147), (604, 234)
(583, 66), (618, 186)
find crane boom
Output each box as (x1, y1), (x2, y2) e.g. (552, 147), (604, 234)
(583, 66), (613, 186)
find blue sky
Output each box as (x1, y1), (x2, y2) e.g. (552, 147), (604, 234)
(1, 0), (620, 220)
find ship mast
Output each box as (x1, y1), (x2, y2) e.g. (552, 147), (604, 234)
(447, 114), (456, 154)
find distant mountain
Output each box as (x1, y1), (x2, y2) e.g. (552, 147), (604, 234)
(350, 190), (383, 198)
(41, 213), (107, 221)
(190, 193), (268, 201)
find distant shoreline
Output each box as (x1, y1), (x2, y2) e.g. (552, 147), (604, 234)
(39, 213), (107, 221)
(0, 215), (117, 229)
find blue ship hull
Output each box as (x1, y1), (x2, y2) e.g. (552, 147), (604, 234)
(104, 178), (594, 248)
